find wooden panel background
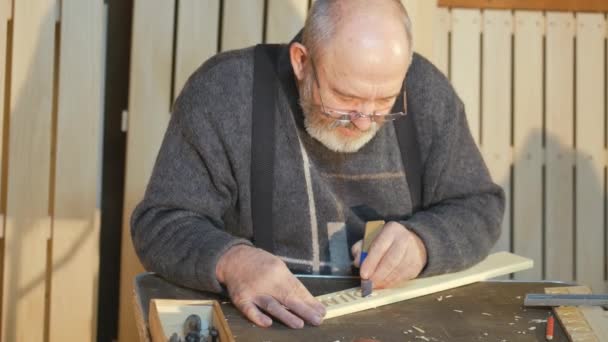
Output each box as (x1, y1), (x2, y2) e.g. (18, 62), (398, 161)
(0, 0), (104, 341)
(110, 0), (606, 340)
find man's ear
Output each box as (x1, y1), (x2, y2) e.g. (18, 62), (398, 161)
(289, 42), (308, 81)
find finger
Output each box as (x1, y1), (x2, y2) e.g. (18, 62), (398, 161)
(293, 280), (326, 317)
(256, 295), (304, 329)
(371, 241), (407, 286)
(359, 229), (393, 279)
(233, 299), (273, 328)
(382, 257), (416, 288)
(283, 295), (324, 326)
(351, 240), (363, 268)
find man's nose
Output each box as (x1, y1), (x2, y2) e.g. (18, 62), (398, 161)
(351, 115), (372, 131)
(351, 102), (375, 131)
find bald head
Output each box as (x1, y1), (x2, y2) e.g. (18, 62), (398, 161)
(302, 0), (413, 61)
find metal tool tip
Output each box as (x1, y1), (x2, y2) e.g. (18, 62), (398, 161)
(361, 279), (373, 297)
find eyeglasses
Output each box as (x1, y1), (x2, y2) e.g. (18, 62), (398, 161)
(309, 58), (407, 127)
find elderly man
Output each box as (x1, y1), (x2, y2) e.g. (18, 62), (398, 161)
(131, 0), (504, 330)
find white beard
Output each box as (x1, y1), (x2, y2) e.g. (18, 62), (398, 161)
(303, 116), (379, 153)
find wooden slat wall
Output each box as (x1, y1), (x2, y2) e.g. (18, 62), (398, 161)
(119, 0), (608, 339)
(48, 0), (104, 340)
(118, 1), (175, 342)
(173, 0), (220, 101)
(221, 0), (265, 51)
(450, 9), (481, 145)
(0, 0), (9, 243)
(512, 11), (543, 280)
(481, 9), (512, 265)
(545, 12), (575, 282)
(575, 13), (606, 293)
(0, 0), (104, 341)
(266, 0), (308, 44)
(2, 0), (56, 340)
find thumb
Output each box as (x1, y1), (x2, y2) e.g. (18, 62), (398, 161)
(351, 240), (362, 268)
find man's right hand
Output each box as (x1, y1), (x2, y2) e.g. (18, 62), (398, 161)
(215, 245), (326, 329)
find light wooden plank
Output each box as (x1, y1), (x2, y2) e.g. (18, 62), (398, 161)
(401, 0), (437, 60)
(1, 0), (56, 341)
(481, 10), (512, 258)
(119, 1), (175, 342)
(575, 13), (606, 293)
(512, 11), (544, 280)
(545, 12), (575, 282)
(173, 0), (219, 100)
(266, 0), (307, 44)
(438, 0), (608, 12)
(319, 252), (533, 319)
(0, 0), (12, 240)
(221, 0), (264, 51)
(433, 7), (450, 76)
(450, 9), (481, 144)
(48, 0), (104, 340)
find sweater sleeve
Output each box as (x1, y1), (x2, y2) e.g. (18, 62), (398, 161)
(130, 59), (253, 293)
(402, 96), (505, 277)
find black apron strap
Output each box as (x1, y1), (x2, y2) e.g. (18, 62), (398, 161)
(251, 44), (281, 253)
(393, 90), (423, 212)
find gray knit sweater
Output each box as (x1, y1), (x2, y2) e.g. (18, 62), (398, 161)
(131, 42), (504, 294)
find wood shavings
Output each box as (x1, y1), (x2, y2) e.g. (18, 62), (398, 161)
(528, 326), (536, 331)
(437, 296), (443, 301)
(412, 325), (425, 333)
(481, 312), (492, 316)
(453, 309), (463, 313)
(445, 295), (453, 298)
(528, 319), (546, 324)
(415, 336), (430, 341)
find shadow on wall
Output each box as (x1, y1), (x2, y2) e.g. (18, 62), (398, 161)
(2, 5), (100, 342)
(493, 128), (606, 291)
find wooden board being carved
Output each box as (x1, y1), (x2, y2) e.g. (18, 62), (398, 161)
(317, 252), (533, 319)
(545, 286), (608, 342)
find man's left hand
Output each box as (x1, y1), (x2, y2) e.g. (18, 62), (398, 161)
(351, 221), (427, 288)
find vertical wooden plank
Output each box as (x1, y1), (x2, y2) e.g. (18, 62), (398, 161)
(119, 1), (175, 341)
(545, 12), (575, 282)
(450, 9), (481, 144)
(512, 11), (544, 280)
(433, 7), (450, 76)
(0, 1), (10, 338)
(482, 10), (512, 257)
(221, 0), (264, 51)
(1, 0), (56, 341)
(48, 0), (103, 340)
(0, 0), (10, 238)
(173, 0), (219, 100)
(266, 0), (307, 44)
(575, 13), (606, 293)
(401, 0), (437, 60)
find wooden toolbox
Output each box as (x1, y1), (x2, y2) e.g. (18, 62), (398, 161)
(148, 299), (235, 342)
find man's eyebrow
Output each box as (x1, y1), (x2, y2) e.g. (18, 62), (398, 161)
(329, 85), (401, 100)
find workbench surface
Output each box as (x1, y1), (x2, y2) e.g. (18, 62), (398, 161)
(134, 273), (570, 341)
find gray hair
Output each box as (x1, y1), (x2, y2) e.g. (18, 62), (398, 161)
(302, 0), (414, 60)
